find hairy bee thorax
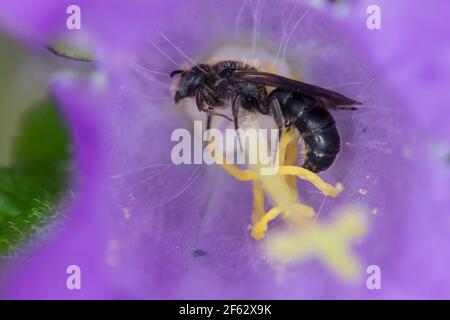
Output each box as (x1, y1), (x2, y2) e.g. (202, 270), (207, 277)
(211, 60), (259, 75)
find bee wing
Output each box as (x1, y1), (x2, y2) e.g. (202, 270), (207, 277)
(236, 71), (361, 108)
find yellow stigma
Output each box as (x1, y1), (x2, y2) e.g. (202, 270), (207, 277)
(210, 126), (366, 281)
(266, 207), (367, 281)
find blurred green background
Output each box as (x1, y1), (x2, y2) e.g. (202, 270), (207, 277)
(0, 34), (48, 165)
(0, 33), (75, 255)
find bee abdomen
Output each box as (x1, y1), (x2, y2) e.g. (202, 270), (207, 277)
(283, 94), (341, 173)
(300, 124), (340, 173)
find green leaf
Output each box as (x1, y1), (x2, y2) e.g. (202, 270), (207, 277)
(13, 98), (71, 171)
(0, 98), (71, 254)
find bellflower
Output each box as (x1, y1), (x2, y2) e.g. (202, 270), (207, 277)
(0, 0), (449, 299)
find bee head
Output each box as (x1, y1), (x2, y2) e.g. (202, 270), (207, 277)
(170, 65), (208, 103)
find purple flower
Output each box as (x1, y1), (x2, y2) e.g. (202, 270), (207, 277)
(0, 0), (449, 299)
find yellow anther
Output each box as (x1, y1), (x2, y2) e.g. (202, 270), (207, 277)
(251, 206), (283, 240)
(288, 202), (315, 219)
(213, 130), (342, 237)
(277, 129), (296, 166)
(251, 180), (265, 224)
(282, 131), (299, 202)
(219, 163), (256, 181)
(277, 166), (344, 197)
(251, 203), (315, 240)
(209, 125), (366, 282)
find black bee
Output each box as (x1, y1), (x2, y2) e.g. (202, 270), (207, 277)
(170, 60), (361, 173)
(170, 61), (269, 129)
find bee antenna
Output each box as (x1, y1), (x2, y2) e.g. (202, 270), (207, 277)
(170, 70), (184, 78)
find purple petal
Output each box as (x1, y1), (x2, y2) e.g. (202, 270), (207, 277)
(4, 77), (115, 298)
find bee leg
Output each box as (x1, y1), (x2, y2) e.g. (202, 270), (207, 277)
(206, 110), (232, 121)
(195, 89), (207, 112)
(267, 97), (285, 140)
(257, 97), (270, 115)
(232, 94), (241, 131)
(206, 114), (212, 131)
(269, 97), (285, 129)
(232, 94), (244, 151)
(197, 90), (232, 121)
(204, 114), (213, 145)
